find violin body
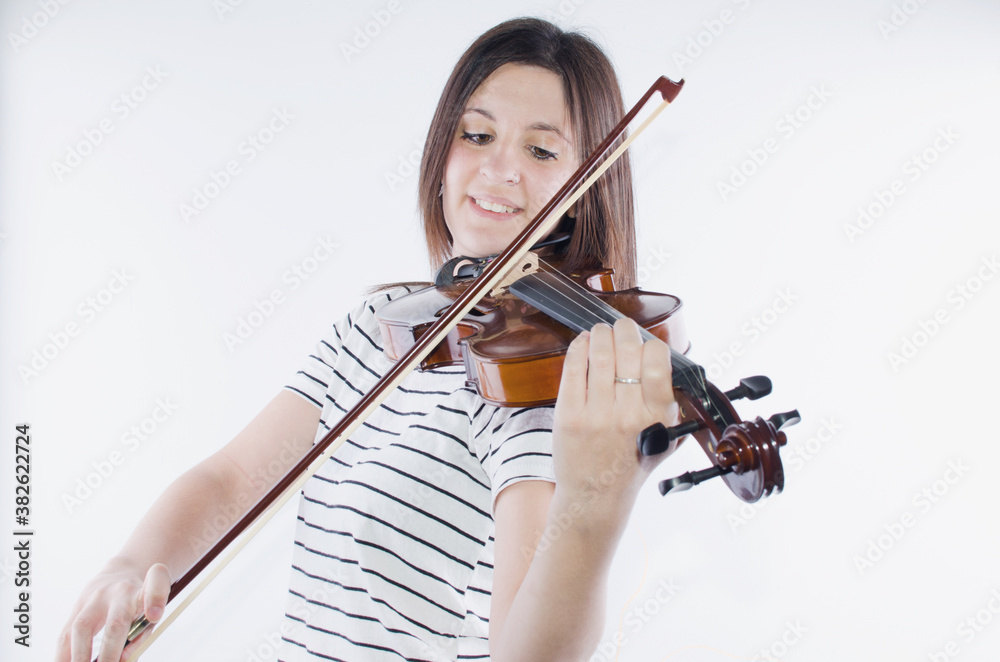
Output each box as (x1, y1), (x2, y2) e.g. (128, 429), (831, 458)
(377, 265), (690, 407)
(378, 255), (797, 504)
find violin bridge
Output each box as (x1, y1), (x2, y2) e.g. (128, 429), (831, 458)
(489, 252), (541, 298)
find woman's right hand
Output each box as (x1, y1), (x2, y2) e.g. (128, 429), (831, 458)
(52, 391), (321, 661)
(55, 560), (171, 662)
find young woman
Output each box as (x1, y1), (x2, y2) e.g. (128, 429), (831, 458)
(57, 18), (679, 662)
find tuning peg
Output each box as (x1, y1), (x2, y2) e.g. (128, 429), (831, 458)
(724, 375), (772, 401)
(637, 420), (704, 456)
(768, 409), (801, 430)
(659, 464), (733, 495)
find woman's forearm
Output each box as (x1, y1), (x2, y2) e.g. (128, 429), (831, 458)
(491, 487), (632, 662)
(105, 391), (319, 583)
(103, 456), (254, 585)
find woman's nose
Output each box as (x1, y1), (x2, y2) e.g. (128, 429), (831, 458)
(480, 142), (520, 186)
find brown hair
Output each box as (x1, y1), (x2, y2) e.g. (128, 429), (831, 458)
(418, 18), (637, 288)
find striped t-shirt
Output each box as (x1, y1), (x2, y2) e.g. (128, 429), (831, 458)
(279, 287), (556, 661)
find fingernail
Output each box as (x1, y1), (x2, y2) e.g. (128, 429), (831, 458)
(147, 606), (162, 620)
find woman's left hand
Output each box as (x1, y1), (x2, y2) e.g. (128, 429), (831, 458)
(551, 317), (680, 520)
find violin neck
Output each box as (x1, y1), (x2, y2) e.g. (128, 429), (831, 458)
(507, 270), (707, 394)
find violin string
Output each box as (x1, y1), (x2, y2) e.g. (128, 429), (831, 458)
(547, 269), (708, 398)
(507, 264), (709, 400)
(510, 269), (705, 400)
(510, 273), (607, 333)
(543, 269), (710, 404)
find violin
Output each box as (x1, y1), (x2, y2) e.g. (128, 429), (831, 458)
(377, 249), (799, 503)
(378, 249), (689, 407)
(108, 74), (797, 660)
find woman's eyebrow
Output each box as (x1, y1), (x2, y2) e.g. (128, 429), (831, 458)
(462, 108), (570, 142)
(463, 107), (495, 122)
(528, 121), (569, 142)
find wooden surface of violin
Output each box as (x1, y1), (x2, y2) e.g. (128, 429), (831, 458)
(377, 261), (689, 407)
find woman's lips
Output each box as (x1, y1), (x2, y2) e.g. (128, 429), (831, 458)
(469, 195), (522, 218)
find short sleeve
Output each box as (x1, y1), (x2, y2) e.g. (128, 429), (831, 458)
(475, 404), (556, 515)
(283, 300), (366, 409)
(283, 286), (414, 410)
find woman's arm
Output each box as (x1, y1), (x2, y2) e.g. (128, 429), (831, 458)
(56, 390), (321, 662)
(489, 319), (678, 662)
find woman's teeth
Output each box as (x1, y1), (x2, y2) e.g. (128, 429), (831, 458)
(475, 198), (516, 214)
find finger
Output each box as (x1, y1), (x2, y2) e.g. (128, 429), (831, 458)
(55, 620), (73, 662)
(556, 331), (590, 410)
(612, 318), (644, 403)
(69, 606), (102, 662)
(586, 322), (615, 404)
(640, 337), (677, 424)
(96, 600), (140, 662)
(119, 621), (155, 662)
(141, 563), (170, 622)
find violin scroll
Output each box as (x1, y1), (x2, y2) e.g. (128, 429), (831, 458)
(646, 368), (800, 503)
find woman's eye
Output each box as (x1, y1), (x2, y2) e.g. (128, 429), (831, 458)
(528, 145), (557, 161)
(461, 131), (492, 145)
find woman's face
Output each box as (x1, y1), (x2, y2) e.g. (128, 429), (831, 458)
(442, 63), (579, 259)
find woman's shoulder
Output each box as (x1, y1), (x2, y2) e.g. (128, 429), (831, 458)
(326, 283), (430, 348)
(362, 283), (428, 313)
(344, 283), (428, 329)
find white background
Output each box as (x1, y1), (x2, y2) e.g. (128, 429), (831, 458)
(2, 0), (999, 661)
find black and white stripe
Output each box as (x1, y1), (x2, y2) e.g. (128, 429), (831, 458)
(278, 289), (554, 661)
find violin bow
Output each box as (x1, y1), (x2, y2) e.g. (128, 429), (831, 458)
(114, 75), (684, 662)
